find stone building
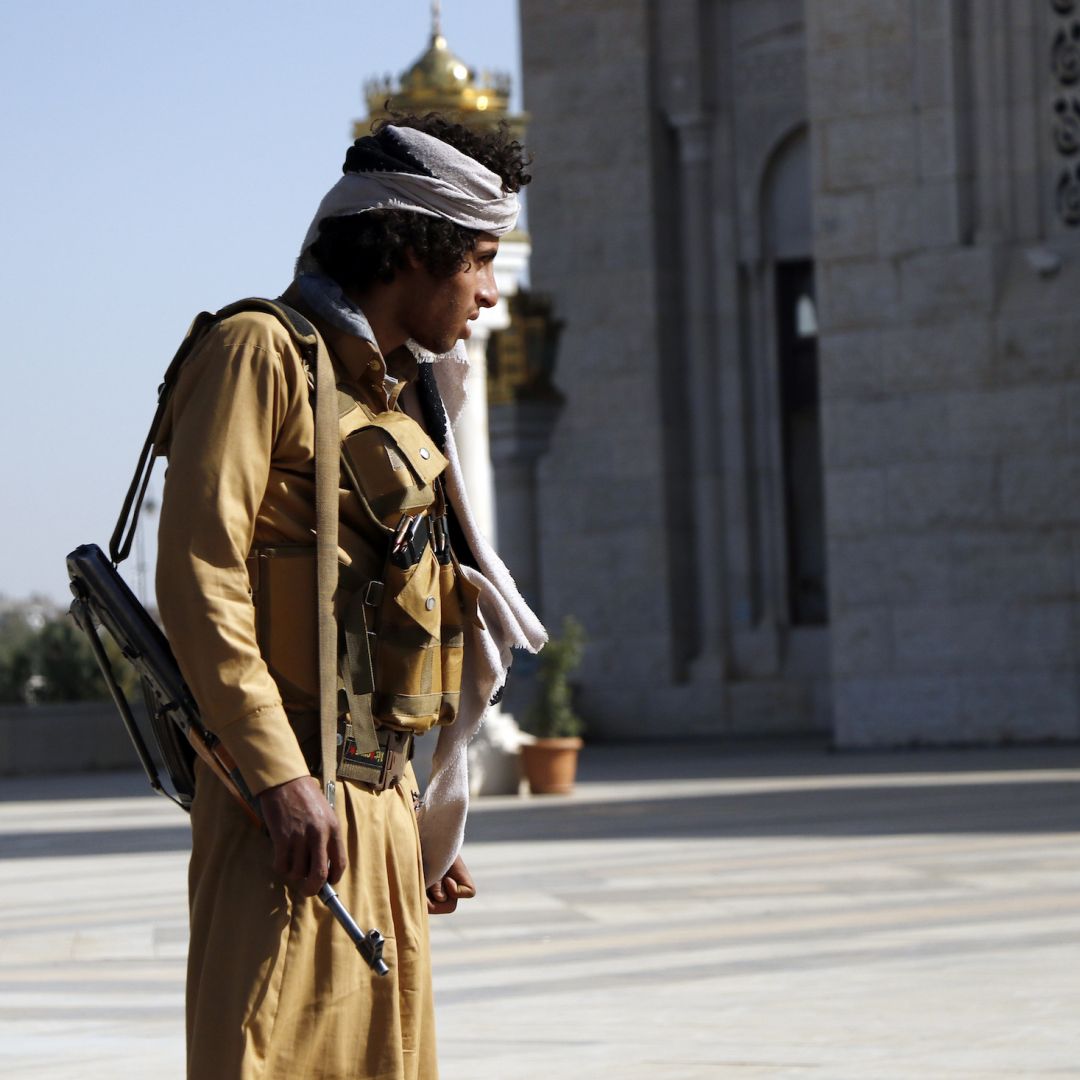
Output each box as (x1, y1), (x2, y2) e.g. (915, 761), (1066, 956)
(517, 0), (1080, 746)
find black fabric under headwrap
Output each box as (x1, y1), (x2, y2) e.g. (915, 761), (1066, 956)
(343, 128), (437, 178)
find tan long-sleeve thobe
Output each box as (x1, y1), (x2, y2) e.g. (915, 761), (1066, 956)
(156, 303), (438, 1080)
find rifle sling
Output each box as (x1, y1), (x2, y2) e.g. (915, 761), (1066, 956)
(311, 314), (340, 808)
(109, 311), (218, 565)
(109, 298), (342, 810)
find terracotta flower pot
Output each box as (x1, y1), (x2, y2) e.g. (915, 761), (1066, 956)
(520, 737), (583, 795)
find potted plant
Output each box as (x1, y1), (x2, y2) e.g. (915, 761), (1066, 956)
(519, 616), (585, 795)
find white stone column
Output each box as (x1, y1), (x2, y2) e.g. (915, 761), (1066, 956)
(461, 236), (532, 796)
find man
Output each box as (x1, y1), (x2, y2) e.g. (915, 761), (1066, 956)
(156, 115), (546, 1079)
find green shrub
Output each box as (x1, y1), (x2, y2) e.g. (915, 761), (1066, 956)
(0, 607), (138, 704)
(524, 615), (586, 739)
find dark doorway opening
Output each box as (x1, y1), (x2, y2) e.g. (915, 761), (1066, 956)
(776, 259), (828, 626)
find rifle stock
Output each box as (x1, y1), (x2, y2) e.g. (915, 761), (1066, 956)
(184, 727), (263, 830)
(65, 541), (388, 976)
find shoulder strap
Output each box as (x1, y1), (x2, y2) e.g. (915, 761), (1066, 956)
(110, 299), (320, 564)
(109, 310), (219, 565)
(111, 297), (340, 808)
(306, 310), (341, 809)
(232, 300), (340, 807)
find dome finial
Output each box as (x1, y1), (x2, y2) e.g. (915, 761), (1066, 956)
(431, 0), (442, 39)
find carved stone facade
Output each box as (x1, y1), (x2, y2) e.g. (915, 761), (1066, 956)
(518, 0), (1080, 746)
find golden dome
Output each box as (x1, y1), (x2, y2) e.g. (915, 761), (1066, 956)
(359, 10), (521, 138)
(401, 33), (474, 98)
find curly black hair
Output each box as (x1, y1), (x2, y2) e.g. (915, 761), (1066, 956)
(308, 112), (531, 295)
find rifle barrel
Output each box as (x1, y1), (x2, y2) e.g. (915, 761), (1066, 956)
(319, 883), (390, 976)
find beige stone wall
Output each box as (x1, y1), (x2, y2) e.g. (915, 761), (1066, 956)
(809, 0), (1080, 745)
(520, 0), (832, 738)
(520, 0), (683, 736)
(519, 0), (1080, 745)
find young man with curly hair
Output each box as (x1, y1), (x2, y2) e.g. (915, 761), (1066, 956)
(155, 115), (545, 1079)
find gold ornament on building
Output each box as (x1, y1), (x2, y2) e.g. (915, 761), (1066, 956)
(353, 3), (560, 406)
(487, 293), (564, 407)
(358, 1), (524, 140)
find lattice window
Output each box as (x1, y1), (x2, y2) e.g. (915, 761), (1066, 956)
(1051, 0), (1080, 225)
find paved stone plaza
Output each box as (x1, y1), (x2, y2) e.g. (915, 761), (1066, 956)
(0, 742), (1077, 1079)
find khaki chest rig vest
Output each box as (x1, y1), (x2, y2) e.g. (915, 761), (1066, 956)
(248, 375), (482, 789)
(147, 298), (476, 795)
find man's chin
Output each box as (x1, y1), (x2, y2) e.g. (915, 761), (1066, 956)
(414, 333), (465, 355)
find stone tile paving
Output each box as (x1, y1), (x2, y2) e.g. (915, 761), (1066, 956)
(0, 744), (1077, 1079)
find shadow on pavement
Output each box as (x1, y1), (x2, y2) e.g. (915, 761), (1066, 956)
(466, 776), (1080, 844)
(0, 824), (191, 860)
(574, 739), (1080, 783)
(0, 769), (163, 803)
(1, 742), (1076, 858)
(3, 773), (1077, 861)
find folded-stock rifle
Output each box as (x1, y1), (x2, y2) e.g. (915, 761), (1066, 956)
(65, 542), (389, 977)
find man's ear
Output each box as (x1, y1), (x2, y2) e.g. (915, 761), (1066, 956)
(403, 247), (423, 271)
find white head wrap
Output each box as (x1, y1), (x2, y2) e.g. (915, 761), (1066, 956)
(301, 124), (519, 253)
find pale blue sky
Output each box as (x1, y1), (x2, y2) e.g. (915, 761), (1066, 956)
(0, 1), (521, 605)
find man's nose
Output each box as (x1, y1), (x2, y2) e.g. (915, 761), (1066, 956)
(477, 267), (498, 308)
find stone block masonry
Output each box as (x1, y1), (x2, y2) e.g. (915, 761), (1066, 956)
(519, 0), (1080, 747)
(809, 1), (1080, 745)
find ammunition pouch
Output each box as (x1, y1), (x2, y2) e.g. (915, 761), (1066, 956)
(339, 398), (448, 525)
(359, 543), (474, 735)
(242, 354), (477, 773)
(247, 545), (319, 709)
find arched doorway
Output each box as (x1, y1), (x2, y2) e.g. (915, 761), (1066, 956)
(762, 127), (828, 628)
